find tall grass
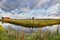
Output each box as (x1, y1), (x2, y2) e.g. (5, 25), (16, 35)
(0, 26), (60, 40)
(2, 19), (60, 28)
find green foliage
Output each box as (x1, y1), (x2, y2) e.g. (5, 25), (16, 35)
(24, 31), (60, 40)
(1, 19), (60, 40)
(3, 19), (60, 28)
(0, 30), (16, 40)
(0, 29), (60, 40)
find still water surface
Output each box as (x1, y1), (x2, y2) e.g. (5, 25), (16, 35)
(0, 22), (60, 33)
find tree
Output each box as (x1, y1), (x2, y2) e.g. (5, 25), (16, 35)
(2, 17), (4, 20)
(32, 17), (34, 20)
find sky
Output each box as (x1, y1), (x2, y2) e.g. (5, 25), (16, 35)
(0, 0), (60, 19)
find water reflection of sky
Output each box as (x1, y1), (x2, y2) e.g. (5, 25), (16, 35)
(0, 22), (60, 33)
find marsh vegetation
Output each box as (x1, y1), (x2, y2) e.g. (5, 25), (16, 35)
(0, 25), (60, 40)
(3, 19), (60, 28)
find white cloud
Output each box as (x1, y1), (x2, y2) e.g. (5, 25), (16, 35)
(20, 7), (31, 13)
(0, 0), (49, 12)
(32, 0), (49, 8)
(0, 0), (60, 19)
(47, 3), (60, 14)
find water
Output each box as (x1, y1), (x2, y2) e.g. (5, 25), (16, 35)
(0, 22), (60, 33)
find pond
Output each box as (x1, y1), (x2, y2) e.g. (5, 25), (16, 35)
(0, 22), (60, 33)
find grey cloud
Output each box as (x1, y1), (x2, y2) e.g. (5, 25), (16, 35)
(32, 0), (48, 9)
(0, 0), (2, 2)
(0, 0), (49, 12)
(0, 0), (60, 13)
(16, 0), (49, 13)
(47, 0), (60, 7)
(0, 0), (21, 11)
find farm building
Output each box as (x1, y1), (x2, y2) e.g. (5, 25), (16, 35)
(2, 17), (11, 20)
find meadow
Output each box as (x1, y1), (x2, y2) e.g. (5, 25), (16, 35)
(1, 19), (60, 40)
(0, 25), (60, 40)
(3, 19), (60, 28)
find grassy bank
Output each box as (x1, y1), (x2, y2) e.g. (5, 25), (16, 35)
(3, 19), (60, 28)
(0, 26), (60, 40)
(0, 24), (60, 40)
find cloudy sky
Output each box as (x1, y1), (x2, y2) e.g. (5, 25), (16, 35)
(0, 0), (60, 19)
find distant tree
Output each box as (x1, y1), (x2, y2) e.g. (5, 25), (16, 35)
(1, 17), (4, 23)
(32, 17), (34, 20)
(1, 17), (4, 20)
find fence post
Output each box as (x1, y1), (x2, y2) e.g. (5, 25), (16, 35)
(22, 32), (25, 40)
(16, 31), (20, 40)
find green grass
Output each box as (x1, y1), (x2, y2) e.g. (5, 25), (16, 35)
(1, 19), (60, 40)
(0, 28), (60, 40)
(3, 19), (60, 28)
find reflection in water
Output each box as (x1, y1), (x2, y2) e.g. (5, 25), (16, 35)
(0, 22), (60, 33)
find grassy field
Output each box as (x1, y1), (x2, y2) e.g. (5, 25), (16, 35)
(3, 19), (60, 28)
(0, 21), (60, 40)
(0, 25), (60, 40)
